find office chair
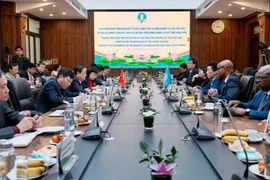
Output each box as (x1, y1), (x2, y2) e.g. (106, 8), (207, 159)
(239, 75), (255, 102)
(7, 78), (42, 115)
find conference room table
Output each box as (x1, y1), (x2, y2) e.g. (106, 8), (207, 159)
(14, 79), (262, 180)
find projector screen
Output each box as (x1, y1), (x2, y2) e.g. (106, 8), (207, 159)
(94, 11), (190, 68)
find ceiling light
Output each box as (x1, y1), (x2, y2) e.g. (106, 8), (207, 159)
(39, 8), (44, 11)
(228, 14), (232, 17)
(228, 4), (232, 6)
(62, 12), (66, 15)
(53, 4), (56, 7)
(43, 0), (47, 1)
(241, 7), (245, 10)
(49, 14), (53, 17)
(218, 11), (222, 14)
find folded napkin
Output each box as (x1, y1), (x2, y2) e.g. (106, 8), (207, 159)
(236, 151), (261, 161)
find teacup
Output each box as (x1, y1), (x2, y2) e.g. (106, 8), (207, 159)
(205, 103), (214, 109)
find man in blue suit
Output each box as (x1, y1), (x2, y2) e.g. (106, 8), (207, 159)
(228, 65), (270, 120)
(208, 59), (240, 102)
(36, 68), (82, 113)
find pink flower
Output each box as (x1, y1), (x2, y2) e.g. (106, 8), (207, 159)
(150, 162), (176, 175)
(170, 53), (178, 60)
(106, 53), (114, 61)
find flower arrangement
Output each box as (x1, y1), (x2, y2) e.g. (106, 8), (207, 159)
(139, 139), (179, 177)
(139, 106), (159, 117)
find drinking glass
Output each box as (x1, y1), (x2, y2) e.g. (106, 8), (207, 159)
(16, 155), (28, 180)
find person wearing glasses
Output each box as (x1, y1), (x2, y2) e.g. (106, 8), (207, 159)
(35, 68), (82, 113)
(208, 59), (240, 102)
(228, 65), (270, 120)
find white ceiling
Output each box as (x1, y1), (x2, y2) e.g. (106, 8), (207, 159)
(6, 0), (270, 19)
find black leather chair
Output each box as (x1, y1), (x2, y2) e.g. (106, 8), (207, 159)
(239, 75), (255, 102)
(248, 69), (257, 76)
(243, 67), (252, 75)
(7, 78), (37, 112)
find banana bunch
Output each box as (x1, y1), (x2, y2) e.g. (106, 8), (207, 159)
(17, 159), (47, 178)
(221, 129), (249, 142)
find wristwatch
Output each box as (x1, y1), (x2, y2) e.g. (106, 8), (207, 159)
(245, 108), (251, 116)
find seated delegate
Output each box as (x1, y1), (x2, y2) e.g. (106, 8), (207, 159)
(0, 72), (41, 139)
(35, 68), (82, 113)
(228, 65), (270, 120)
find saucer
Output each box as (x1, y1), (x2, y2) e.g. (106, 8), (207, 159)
(203, 107), (214, 111)
(249, 164), (270, 179)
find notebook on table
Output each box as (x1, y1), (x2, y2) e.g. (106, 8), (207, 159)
(49, 110), (65, 117)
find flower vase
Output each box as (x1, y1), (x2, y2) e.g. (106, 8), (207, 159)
(151, 174), (172, 180)
(142, 99), (150, 106)
(144, 116), (154, 129)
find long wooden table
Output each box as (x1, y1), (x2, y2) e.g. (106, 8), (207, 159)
(14, 80), (262, 179)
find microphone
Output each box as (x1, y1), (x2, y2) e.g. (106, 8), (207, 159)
(82, 108), (102, 140)
(220, 101), (256, 180)
(191, 113), (215, 140)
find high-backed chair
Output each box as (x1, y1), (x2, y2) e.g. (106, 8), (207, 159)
(243, 67), (252, 75)
(248, 69), (257, 76)
(239, 75), (255, 102)
(7, 78), (36, 111)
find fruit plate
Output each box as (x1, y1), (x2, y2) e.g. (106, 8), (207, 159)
(78, 121), (91, 126)
(36, 145), (57, 158)
(228, 143), (256, 153)
(249, 164), (270, 179)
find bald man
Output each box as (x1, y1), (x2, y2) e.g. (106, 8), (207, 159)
(208, 59), (240, 101)
(228, 65), (270, 120)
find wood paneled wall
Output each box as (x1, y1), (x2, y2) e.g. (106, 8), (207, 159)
(0, 2), (23, 70)
(40, 11), (257, 75)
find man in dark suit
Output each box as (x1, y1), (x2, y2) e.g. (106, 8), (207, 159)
(0, 71), (41, 139)
(228, 65), (270, 120)
(100, 66), (110, 81)
(175, 63), (189, 82)
(208, 59), (240, 102)
(12, 45), (30, 74)
(68, 65), (88, 94)
(185, 58), (199, 86)
(35, 68), (82, 113)
(20, 63), (36, 85)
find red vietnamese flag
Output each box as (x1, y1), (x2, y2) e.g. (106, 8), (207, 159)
(118, 67), (126, 87)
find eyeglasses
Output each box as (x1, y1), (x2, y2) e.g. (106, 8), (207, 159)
(255, 76), (268, 81)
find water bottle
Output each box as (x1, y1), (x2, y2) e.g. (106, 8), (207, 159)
(0, 140), (16, 180)
(64, 104), (75, 133)
(213, 100), (223, 135)
(194, 88), (203, 110)
(89, 94), (97, 115)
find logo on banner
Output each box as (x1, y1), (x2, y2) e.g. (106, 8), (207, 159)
(137, 12), (147, 23)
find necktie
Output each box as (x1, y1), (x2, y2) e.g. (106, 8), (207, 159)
(258, 93), (268, 111)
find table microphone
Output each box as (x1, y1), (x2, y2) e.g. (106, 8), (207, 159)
(191, 113), (215, 140)
(220, 101), (257, 180)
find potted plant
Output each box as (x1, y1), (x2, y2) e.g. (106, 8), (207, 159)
(139, 139), (179, 180)
(140, 107), (159, 129)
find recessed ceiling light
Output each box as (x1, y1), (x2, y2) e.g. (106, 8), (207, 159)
(241, 7), (245, 10)
(218, 11), (222, 14)
(53, 4), (56, 7)
(228, 14), (232, 17)
(39, 8), (44, 11)
(228, 4), (232, 6)
(49, 14), (53, 17)
(43, 0), (47, 1)
(62, 12), (66, 15)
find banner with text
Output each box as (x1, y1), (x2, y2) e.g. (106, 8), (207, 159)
(94, 11), (190, 68)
